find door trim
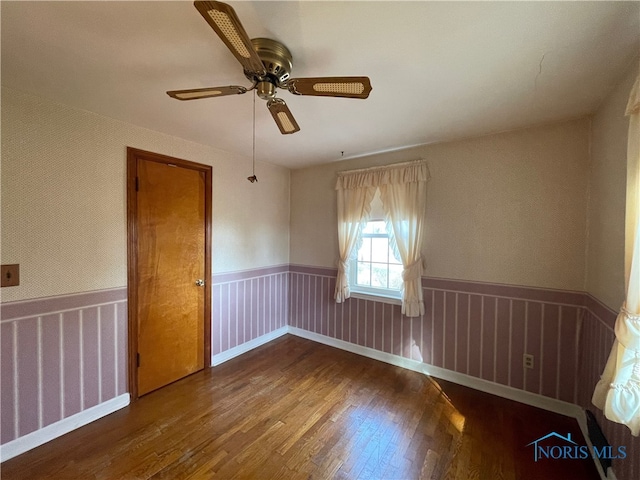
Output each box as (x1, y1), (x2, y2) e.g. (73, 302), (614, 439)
(126, 147), (212, 400)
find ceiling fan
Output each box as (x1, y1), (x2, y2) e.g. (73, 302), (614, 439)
(167, 1), (372, 135)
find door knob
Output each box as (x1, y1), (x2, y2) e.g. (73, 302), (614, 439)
(195, 279), (205, 287)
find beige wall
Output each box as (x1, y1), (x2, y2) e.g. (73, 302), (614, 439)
(291, 118), (590, 291)
(586, 60), (639, 310)
(0, 87), (290, 302)
(8, 70), (632, 303)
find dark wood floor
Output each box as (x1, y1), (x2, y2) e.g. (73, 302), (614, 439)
(2, 335), (599, 479)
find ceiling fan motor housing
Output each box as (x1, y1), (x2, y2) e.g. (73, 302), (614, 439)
(256, 81), (276, 100)
(247, 38), (293, 94)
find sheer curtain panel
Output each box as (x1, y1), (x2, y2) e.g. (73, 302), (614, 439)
(334, 184), (375, 302)
(592, 73), (640, 436)
(380, 169), (429, 317)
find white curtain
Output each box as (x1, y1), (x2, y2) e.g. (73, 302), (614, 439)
(592, 74), (640, 436)
(334, 160), (430, 316)
(380, 173), (428, 317)
(334, 184), (375, 302)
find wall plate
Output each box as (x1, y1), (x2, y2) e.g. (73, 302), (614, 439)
(1, 264), (20, 287)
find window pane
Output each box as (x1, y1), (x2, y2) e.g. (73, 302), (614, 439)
(371, 263), (388, 288)
(356, 262), (371, 286)
(389, 264), (403, 290)
(371, 237), (388, 263)
(351, 219), (405, 299)
(358, 237), (371, 261)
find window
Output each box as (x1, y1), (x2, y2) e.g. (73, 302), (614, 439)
(335, 160), (429, 316)
(350, 220), (402, 300)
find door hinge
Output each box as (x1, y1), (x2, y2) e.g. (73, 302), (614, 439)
(135, 177), (139, 192)
(137, 352), (140, 368)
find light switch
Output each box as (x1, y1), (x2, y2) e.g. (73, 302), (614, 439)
(1, 264), (20, 287)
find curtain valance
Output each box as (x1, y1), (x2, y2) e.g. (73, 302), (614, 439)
(336, 160), (430, 191)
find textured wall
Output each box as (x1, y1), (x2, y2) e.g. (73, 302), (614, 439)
(1, 90), (127, 300)
(3, 63), (637, 478)
(0, 87), (290, 302)
(0, 86), (291, 455)
(585, 60), (638, 311)
(290, 118), (590, 291)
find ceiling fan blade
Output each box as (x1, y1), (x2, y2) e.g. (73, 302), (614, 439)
(167, 85), (247, 100)
(194, 1), (266, 76)
(286, 76), (372, 99)
(267, 98), (300, 135)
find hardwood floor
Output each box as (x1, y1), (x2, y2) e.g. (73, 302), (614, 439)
(2, 335), (599, 480)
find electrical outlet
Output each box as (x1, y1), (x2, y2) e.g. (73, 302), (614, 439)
(523, 353), (534, 369)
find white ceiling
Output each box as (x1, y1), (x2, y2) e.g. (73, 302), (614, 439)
(2, 1), (639, 169)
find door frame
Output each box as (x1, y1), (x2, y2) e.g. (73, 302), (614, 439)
(126, 147), (212, 400)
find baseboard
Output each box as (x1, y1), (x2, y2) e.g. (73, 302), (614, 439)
(212, 326), (288, 366)
(423, 363), (583, 419)
(0, 393), (130, 463)
(287, 327), (582, 419)
(287, 326), (425, 371)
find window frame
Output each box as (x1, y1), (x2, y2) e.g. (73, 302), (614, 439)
(349, 220), (402, 303)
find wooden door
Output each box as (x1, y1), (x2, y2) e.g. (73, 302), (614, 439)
(127, 148), (212, 398)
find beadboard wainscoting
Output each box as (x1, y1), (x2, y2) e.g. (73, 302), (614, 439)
(577, 295), (617, 410)
(577, 296), (639, 480)
(211, 265), (289, 365)
(289, 265), (585, 404)
(0, 288), (129, 461)
(3, 265), (638, 479)
(288, 264), (640, 480)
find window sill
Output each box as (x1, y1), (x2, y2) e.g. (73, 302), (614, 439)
(349, 291), (402, 306)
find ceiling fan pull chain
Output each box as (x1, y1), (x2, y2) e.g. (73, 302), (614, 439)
(248, 89), (258, 183)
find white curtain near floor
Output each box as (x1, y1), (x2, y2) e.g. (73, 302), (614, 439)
(334, 160), (429, 316)
(592, 74), (640, 436)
